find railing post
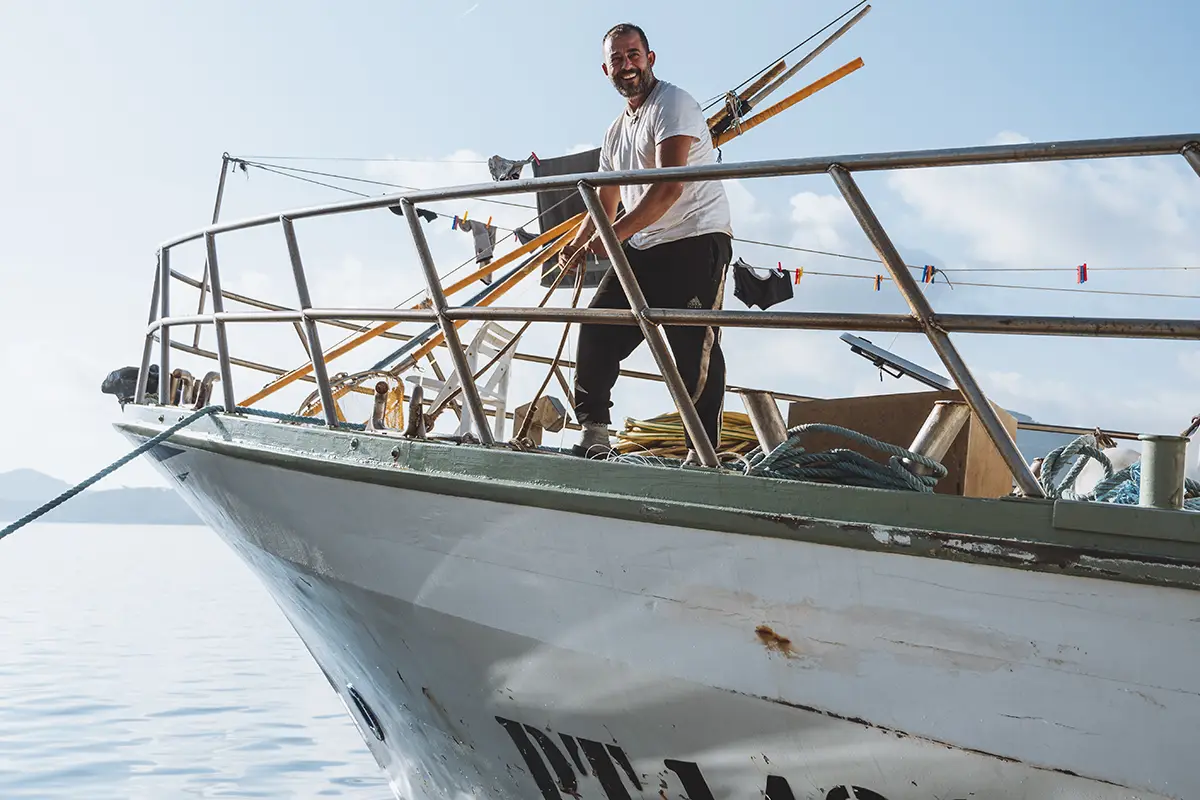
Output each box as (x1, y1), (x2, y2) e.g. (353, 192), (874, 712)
(193, 153), (231, 348)
(135, 263), (161, 405)
(827, 164), (1045, 498)
(1183, 142), (1200, 179)
(158, 248), (171, 406)
(1138, 434), (1188, 510)
(202, 231), (238, 412)
(576, 181), (721, 468)
(280, 216), (340, 428)
(398, 199), (495, 445)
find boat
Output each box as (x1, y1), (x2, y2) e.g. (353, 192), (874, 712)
(97, 11), (1200, 799)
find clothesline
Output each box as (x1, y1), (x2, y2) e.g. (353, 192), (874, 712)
(731, 237), (1200, 275)
(730, 258), (1200, 301)
(233, 159), (538, 211)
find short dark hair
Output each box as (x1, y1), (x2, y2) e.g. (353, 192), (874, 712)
(603, 23), (649, 53)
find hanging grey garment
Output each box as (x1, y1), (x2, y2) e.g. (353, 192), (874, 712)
(457, 218), (496, 264)
(488, 154), (532, 182)
(514, 226), (538, 246)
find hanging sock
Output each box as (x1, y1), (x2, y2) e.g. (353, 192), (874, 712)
(731, 257), (793, 310)
(488, 154), (533, 182)
(513, 226), (538, 246)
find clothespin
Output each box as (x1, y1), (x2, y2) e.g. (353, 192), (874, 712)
(874, 275), (883, 291)
(486, 216), (492, 228)
(922, 264), (936, 284)
(530, 151), (540, 166)
(794, 266), (804, 285)
(451, 215), (459, 230)
(1077, 263), (1088, 284)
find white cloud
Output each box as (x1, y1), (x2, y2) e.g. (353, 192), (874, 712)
(787, 190), (858, 252)
(886, 131), (1200, 271)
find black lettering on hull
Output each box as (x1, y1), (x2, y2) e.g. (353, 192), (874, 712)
(496, 716), (561, 800)
(497, 716), (937, 800)
(664, 759), (717, 800)
(765, 774), (797, 800)
(606, 743), (643, 791)
(560, 733), (588, 775)
(579, 738), (633, 800)
(498, 715), (640, 800)
(526, 726), (580, 796)
(826, 787), (891, 800)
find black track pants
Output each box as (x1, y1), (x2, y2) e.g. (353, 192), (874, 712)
(573, 232), (732, 450)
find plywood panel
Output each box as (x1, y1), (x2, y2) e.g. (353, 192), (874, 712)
(786, 390), (1016, 498)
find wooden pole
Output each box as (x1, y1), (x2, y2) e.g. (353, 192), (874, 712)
(303, 222), (581, 417)
(706, 60), (787, 132)
(238, 212), (583, 407)
(713, 57), (864, 148)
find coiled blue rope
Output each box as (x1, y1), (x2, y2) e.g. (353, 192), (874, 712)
(742, 423), (947, 492)
(0, 405), (222, 543)
(1038, 433), (1200, 509)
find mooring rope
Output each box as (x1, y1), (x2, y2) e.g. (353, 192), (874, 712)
(741, 423), (946, 492)
(0, 405), (222, 542)
(238, 406), (366, 430)
(1038, 433), (1200, 509)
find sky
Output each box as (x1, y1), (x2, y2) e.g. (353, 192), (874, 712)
(2, 0), (1200, 489)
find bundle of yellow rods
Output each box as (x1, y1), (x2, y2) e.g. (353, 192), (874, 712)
(613, 411), (761, 459)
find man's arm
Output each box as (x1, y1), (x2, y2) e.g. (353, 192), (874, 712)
(560, 184), (621, 266)
(610, 134), (692, 243)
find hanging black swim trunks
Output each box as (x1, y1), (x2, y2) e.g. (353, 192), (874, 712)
(732, 257), (793, 310)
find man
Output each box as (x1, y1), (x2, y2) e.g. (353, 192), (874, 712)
(560, 22), (733, 459)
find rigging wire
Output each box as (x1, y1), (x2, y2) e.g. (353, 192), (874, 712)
(236, 155), (488, 164)
(700, 0), (870, 111)
(237, 158), (537, 211)
(246, 162), (526, 233)
(234, 155), (587, 353)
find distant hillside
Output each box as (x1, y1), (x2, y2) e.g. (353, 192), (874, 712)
(0, 469), (201, 525)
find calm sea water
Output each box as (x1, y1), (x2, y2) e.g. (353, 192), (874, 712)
(0, 522), (391, 799)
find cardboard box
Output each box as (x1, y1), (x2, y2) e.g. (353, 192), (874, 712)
(786, 390), (1018, 498)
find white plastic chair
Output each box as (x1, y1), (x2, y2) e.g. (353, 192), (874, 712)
(405, 322), (517, 440)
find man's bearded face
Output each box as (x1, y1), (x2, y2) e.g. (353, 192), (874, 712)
(604, 32), (654, 99)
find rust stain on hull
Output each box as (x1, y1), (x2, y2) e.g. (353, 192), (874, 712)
(755, 624), (798, 658)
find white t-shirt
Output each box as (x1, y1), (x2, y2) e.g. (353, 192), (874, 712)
(599, 79), (733, 250)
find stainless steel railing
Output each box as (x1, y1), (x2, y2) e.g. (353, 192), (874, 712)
(135, 133), (1200, 499)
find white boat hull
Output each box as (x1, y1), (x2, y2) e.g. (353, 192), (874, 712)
(119, 410), (1199, 799)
